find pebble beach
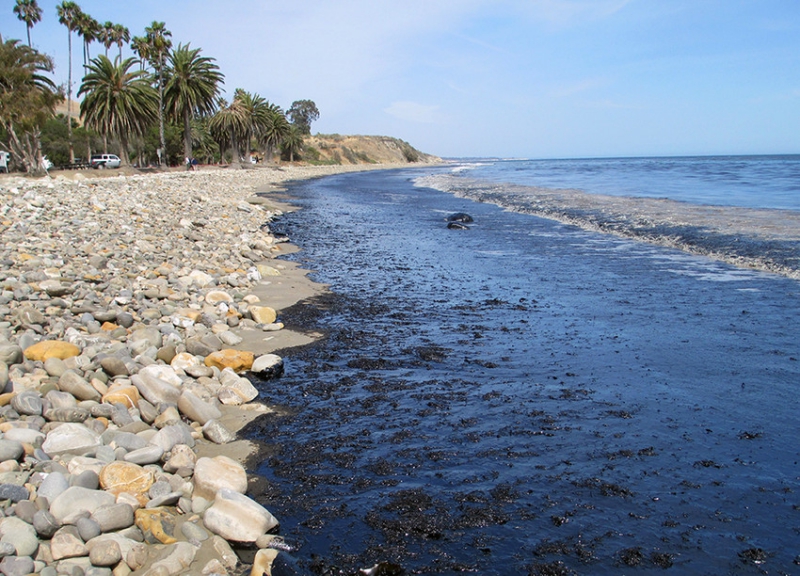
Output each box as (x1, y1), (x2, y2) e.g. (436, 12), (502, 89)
(0, 164), (394, 576)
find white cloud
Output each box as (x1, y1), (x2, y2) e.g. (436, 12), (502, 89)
(384, 101), (441, 124)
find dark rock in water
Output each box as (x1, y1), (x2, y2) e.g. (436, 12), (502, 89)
(446, 213), (473, 223)
(447, 222), (470, 230)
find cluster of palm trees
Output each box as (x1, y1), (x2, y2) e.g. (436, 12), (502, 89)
(7, 0), (303, 172)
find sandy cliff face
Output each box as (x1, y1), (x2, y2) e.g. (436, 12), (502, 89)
(303, 134), (441, 165)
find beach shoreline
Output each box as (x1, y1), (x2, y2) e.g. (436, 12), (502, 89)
(417, 174), (800, 280)
(0, 163), (412, 575)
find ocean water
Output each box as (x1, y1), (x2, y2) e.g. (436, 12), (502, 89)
(245, 165), (800, 575)
(452, 155), (800, 211)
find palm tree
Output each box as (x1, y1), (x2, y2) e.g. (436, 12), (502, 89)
(56, 0), (81, 164)
(12, 0), (42, 47)
(259, 104), (290, 162)
(0, 34), (62, 174)
(280, 125), (304, 162)
(75, 11), (100, 68)
(112, 24), (129, 61)
(231, 89), (271, 160)
(164, 43), (224, 160)
(78, 55), (158, 167)
(101, 21), (114, 56)
(144, 21), (171, 166)
(209, 98), (247, 167)
(130, 35), (150, 70)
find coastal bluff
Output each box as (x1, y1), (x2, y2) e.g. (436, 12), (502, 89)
(303, 134), (441, 165)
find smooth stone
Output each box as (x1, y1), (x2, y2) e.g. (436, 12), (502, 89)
(248, 305), (277, 325)
(169, 352), (200, 372)
(99, 357), (129, 377)
(162, 444), (196, 474)
(0, 483), (29, 502)
(153, 406), (181, 429)
(90, 503), (135, 532)
(0, 516), (39, 557)
(148, 424), (195, 453)
(204, 349), (254, 373)
(218, 376), (259, 406)
(131, 372), (180, 406)
(50, 525), (88, 560)
(32, 509), (60, 538)
(43, 406), (89, 422)
(250, 353), (284, 379)
(41, 423), (101, 457)
(23, 341), (81, 362)
(145, 541), (196, 575)
(177, 390), (221, 425)
(76, 516), (102, 541)
(85, 533), (139, 568)
(107, 431), (147, 452)
(185, 338), (216, 358)
(0, 440), (23, 462)
(98, 461), (155, 505)
(10, 391), (42, 416)
(203, 488), (279, 543)
(205, 290), (233, 304)
(71, 470), (100, 490)
(0, 555), (34, 576)
(146, 492), (182, 508)
(179, 520), (208, 543)
(43, 357), (68, 378)
(123, 445), (164, 465)
(49, 486), (116, 523)
(36, 471), (69, 500)
(57, 371), (101, 402)
(2, 428), (44, 446)
(88, 538), (121, 566)
(137, 365), (182, 387)
(217, 331), (243, 346)
(0, 346), (22, 366)
(12, 500), (37, 524)
(44, 389), (77, 409)
(192, 456), (247, 500)
(202, 419), (235, 444)
(102, 385), (140, 409)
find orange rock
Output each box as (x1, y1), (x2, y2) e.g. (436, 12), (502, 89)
(100, 322), (119, 331)
(102, 385), (141, 409)
(24, 341), (81, 361)
(135, 508), (177, 544)
(99, 461), (154, 505)
(204, 349), (254, 373)
(248, 306), (277, 325)
(0, 393), (14, 407)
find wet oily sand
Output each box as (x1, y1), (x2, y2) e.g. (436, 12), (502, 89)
(243, 170), (800, 575)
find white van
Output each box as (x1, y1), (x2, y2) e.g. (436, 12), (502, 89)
(0, 151), (10, 173)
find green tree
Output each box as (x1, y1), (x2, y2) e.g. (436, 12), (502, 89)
(78, 55), (158, 166)
(143, 21), (171, 166)
(163, 43), (223, 159)
(75, 11), (100, 68)
(111, 24), (129, 61)
(280, 124), (304, 162)
(100, 21), (114, 56)
(209, 97), (247, 167)
(259, 104), (290, 162)
(13, 0), (42, 47)
(130, 35), (150, 70)
(56, 0), (81, 164)
(0, 35), (63, 174)
(287, 99), (319, 135)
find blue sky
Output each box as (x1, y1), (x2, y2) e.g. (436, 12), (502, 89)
(3, 0), (799, 158)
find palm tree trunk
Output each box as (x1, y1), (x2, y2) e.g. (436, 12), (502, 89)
(119, 134), (130, 167)
(183, 108), (192, 160)
(67, 30), (75, 164)
(157, 62), (165, 166)
(26, 26), (31, 47)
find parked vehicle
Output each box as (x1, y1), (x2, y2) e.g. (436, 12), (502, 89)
(90, 154), (121, 169)
(0, 151), (10, 173)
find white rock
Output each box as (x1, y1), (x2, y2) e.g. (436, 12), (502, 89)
(203, 488), (279, 542)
